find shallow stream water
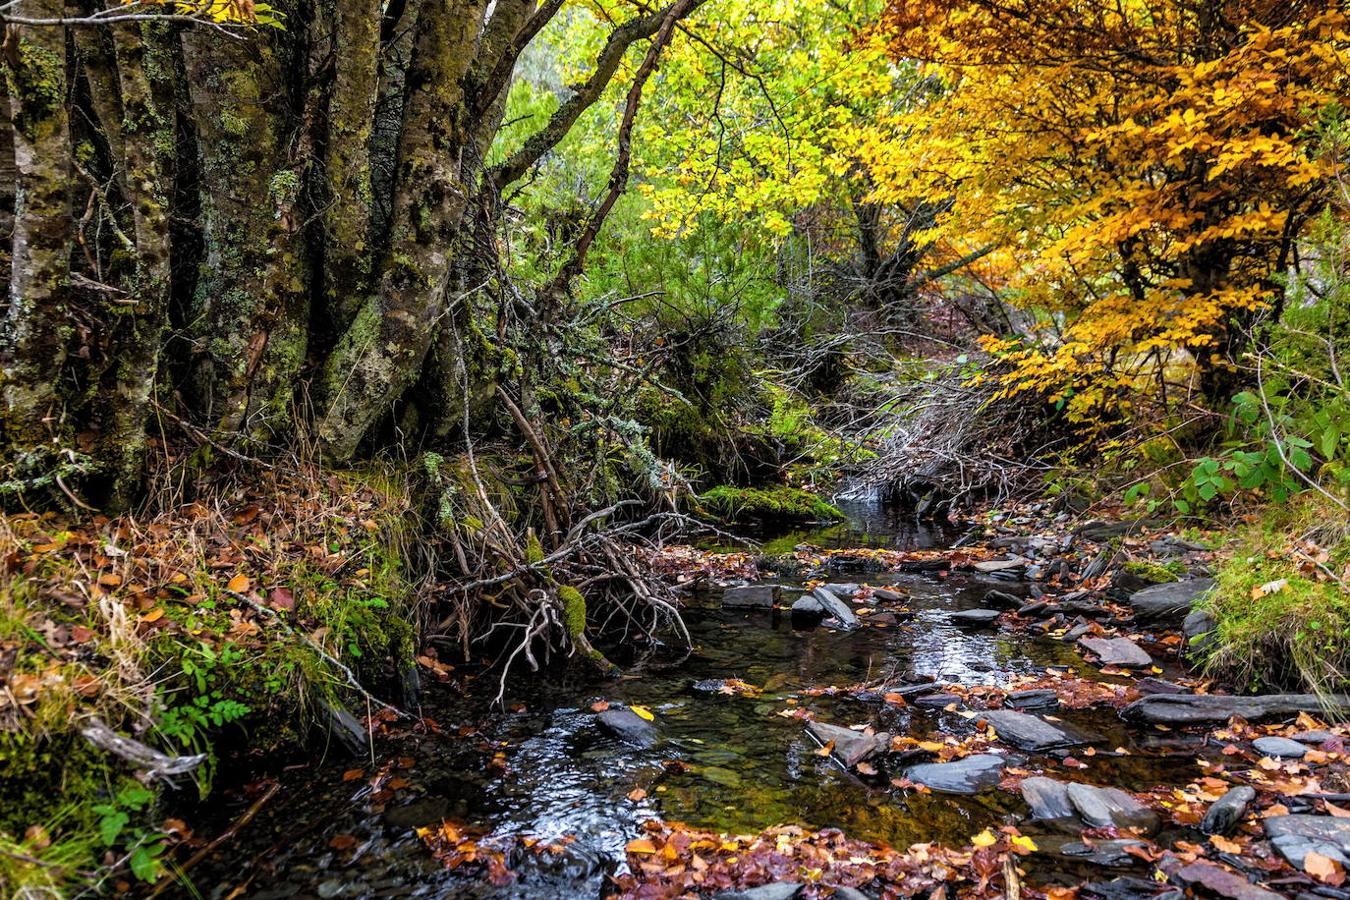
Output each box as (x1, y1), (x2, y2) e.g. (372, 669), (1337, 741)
(187, 499), (1211, 898)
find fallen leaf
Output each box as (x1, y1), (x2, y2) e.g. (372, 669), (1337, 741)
(626, 838), (658, 855)
(1305, 851), (1346, 885)
(629, 705), (654, 721)
(971, 829), (997, 848)
(227, 574), (251, 593)
(627, 788), (647, 802)
(1210, 834), (1243, 854)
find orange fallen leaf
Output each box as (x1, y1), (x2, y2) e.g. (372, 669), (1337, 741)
(1305, 851), (1345, 885)
(626, 838), (658, 855)
(227, 574), (251, 593)
(1210, 834), (1243, 854)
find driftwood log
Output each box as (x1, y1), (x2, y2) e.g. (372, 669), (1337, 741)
(79, 717), (206, 779)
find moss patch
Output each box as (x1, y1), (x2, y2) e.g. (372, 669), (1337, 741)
(698, 485), (845, 523)
(1123, 559), (1184, 584)
(1196, 496), (1350, 697)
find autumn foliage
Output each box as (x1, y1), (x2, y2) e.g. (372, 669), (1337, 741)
(860, 1), (1350, 423)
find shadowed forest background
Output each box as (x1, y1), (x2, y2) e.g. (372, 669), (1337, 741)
(1, 0), (1349, 895)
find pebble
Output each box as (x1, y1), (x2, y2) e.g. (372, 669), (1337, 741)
(1253, 735), (1310, 759)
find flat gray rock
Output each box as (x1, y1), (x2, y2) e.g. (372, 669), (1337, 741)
(982, 710), (1102, 751)
(984, 589), (1022, 608)
(1294, 729), (1338, 744)
(1020, 776), (1076, 820)
(1079, 636), (1154, 668)
(1253, 735), (1309, 759)
(1266, 815), (1350, 869)
(1121, 693), (1350, 726)
(821, 583), (859, 598)
(810, 586), (859, 629)
(1067, 783), (1159, 834)
(1174, 862), (1283, 900)
(1008, 689), (1059, 710)
(805, 721), (889, 768)
(597, 708), (659, 748)
(951, 608), (1002, 627)
(1182, 608), (1216, 647)
(973, 557), (1028, 573)
(722, 584), (778, 608)
(1128, 579), (1214, 623)
(1059, 839), (1147, 866)
(903, 754), (1005, 794)
(1201, 786), (1255, 836)
(872, 587), (904, 602)
(790, 593), (824, 618)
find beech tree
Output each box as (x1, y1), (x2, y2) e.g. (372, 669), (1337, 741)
(0, 0), (708, 507)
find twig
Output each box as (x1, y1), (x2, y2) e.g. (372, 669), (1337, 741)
(147, 782), (281, 898)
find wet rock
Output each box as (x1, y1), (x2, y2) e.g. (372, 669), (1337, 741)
(1201, 786), (1256, 836)
(1084, 876), (1181, 900)
(1008, 689), (1059, 710)
(896, 558), (950, 573)
(1067, 783), (1160, 833)
(1174, 861), (1284, 900)
(1020, 776), (1076, 820)
(722, 584), (779, 608)
(1018, 601), (1051, 617)
(1183, 608), (1217, 647)
(383, 796), (450, 830)
(972, 557), (1029, 574)
(1061, 839), (1148, 866)
(1267, 815), (1350, 869)
(1063, 622), (1094, 643)
(1079, 636), (1154, 668)
(1294, 730), (1338, 744)
(1253, 736), (1309, 759)
(1133, 677), (1190, 696)
(790, 593), (824, 624)
(914, 692), (961, 709)
(981, 710), (1102, 751)
(872, 587), (904, 602)
(597, 708), (659, 748)
(810, 586), (859, 629)
(713, 883), (803, 900)
(805, 721), (890, 768)
(828, 889), (869, 900)
(951, 608), (1002, 627)
(822, 583), (859, 598)
(1082, 551), (1112, 581)
(1128, 578), (1214, 623)
(903, 754), (1006, 794)
(1076, 520), (1147, 542)
(984, 589), (1022, 608)
(1121, 693), (1350, 726)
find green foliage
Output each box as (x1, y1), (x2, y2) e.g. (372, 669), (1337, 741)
(1122, 559), (1183, 584)
(698, 485), (844, 522)
(1196, 497), (1350, 697)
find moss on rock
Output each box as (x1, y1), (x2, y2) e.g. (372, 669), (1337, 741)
(698, 485), (845, 523)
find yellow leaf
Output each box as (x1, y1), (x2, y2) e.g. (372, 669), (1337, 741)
(625, 838), (657, 855)
(971, 828), (997, 848)
(629, 705), (654, 721)
(1010, 834), (1038, 853)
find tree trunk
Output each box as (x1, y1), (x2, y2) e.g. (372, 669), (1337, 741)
(1, 0), (73, 456)
(314, 0), (486, 460)
(181, 18), (309, 441)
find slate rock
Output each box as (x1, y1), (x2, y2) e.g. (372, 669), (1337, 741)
(1293, 730), (1338, 745)
(1067, 783), (1160, 834)
(1128, 579), (1215, 623)
(1018, 601), (1051, 617)
(1083, 876), (1181, 900)
(1076, 520), (1147, 542)
(914, 692), (961, 709)
(810, 586), (859, 629)
(1121, 693), (1350, 726)
(1061, 839), (1148, 866)
(1063, 623), (1094, 643)
(1133, 677), (1191, 696)
(951, 608), (1002, 627)
(1008, 689), (1059, 710)
(713, 884), (803, 900)
(597, 708), (659, 748)
(1253, 736), (1309, 759)
(1201, 786), (1256, 836)
(1020, 776), (1076, 821)
(872, 587), (904, 602)
(822, 583), (860, 598)
(1266, 815), (1350, 869)
(982, 710), (1102, 751)
(903, 754), (1006, 794)
(984, 589), (1022, 608)
(790, 593), (824, 621)
(972, 557), (1028, 574)
(1174, 862), (1284, 900)
(1079, 636), (1154, 668)
(722, 584), (778, 608)
(1182, 608), (1217, 646)
(805, 721), (889, 768)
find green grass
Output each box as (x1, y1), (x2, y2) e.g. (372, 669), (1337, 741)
(698, 485), (845, 523)
(1195, 497), (1350, 699)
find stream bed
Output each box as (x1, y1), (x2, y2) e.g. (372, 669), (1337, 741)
(187, 500), (1215, 899)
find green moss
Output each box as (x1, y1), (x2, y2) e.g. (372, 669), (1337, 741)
(698, 484), (845, 523)
(1123, 559), (1183, 583)
(525, 532), (545, 565)
(1196, 497), (1350, 697)
(558, 585), (587, 637)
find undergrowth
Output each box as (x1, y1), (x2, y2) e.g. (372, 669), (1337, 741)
(697, 484), (845, 523)
(1197, 496), (1350, 699)
(0, 466), (428, 894)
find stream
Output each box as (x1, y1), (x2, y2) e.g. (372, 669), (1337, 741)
(187, 499), (1215, 899)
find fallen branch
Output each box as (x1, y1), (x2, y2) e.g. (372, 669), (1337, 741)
(79, 717), (206, 779)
